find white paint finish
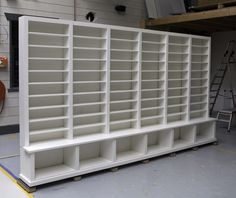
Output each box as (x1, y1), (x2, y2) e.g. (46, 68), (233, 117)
(19, 17), (215, 186)
(20, 148), (35, 180)
(24, 118), (216, 153)
(20, 136), (217, 187)
(68, 23), (74, 140)
(105, 27), (111, 134)
(0, 115), (19, 126)
(0, 106), (19, 118)
(19, 16), (29, 146)
(187, 38), (192, 121)
(0, 0), (147, 127)
(1, 0), (74, 15)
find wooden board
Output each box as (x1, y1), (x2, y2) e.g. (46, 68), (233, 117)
(142, 6), (236, 35)
(192, 0), (236, 11)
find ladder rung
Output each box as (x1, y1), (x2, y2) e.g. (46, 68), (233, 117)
(217, 119), (230, 123)
(223, 97), (233, 99)
(218, 112), (231, 115)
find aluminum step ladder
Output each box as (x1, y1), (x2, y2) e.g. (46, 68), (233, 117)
(216, 90), (236, 132)
(209, 40), (236, 115)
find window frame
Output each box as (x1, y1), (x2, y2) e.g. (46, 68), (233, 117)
(5, 13), (59, 92)
(5, 13), (22, 92)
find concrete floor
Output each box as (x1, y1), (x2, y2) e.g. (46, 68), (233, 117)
(0, 123), (236, 198)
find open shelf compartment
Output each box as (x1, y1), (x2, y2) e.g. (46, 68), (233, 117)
(34, 147), (77, 180)
(173, 125), (195, 149)
(195, 121), (215, 143)
(147, 130), (172, 154)
(190, 38), (209, 120)
(73, 24), (108, 137)
(116, 135), (146, 162)
(79, 140), (115, 170)
(110, 28), (139, 132)
(167, 35), (189, 123)
(141, 32), (166, 127)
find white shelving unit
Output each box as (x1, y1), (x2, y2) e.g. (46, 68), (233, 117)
(167, 35), (189, 123)
(73, 25), (108, 137)
(19, 17), (216, 187)
(190, 38), (210, 119)
(26, 20), (70, 143)
(141, 32), (166, 127)
(110, 28), (139, 132)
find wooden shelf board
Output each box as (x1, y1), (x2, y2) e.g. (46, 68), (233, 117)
(80, 158), (112, 170)
(142, 6), (236, 35)
(35, 165), (74, 180)
(30, 127), (69, 136)
(147, 145), (170, 154)
(116, 151), (143, 161)
(24, 118), (217, 154)
(173, 139), (191, 149)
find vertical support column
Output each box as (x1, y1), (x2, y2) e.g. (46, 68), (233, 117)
(106, 27), (111, 133)
(164, 35), (169, 124)
(19, 17), (29, 147)
(212, 120), (216, 138)
(192, 124), (197, 143)
(68, 22), (74, 139)
(169, 128), (175, 148)
(187, 37), (192, 121)
(20, 149), (35, 181)
(206, 38), (211, 117)
(137, 31), (142, 129)
(74, 146), (80, 170)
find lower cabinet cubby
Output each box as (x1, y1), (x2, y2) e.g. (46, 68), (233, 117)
(173, 126), (195, 149)
(147, 130), (172, 154)
(195, 121), (215, 143)
(35, 147), (77, 180)
(79, 141), (114, 170)
(116, 135), (146, 161)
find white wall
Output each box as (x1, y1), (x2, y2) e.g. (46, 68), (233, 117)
(0, 0), (147, 127)
(211, 31), (236, 112)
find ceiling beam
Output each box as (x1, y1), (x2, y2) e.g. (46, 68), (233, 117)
(145, 6), (236, 27)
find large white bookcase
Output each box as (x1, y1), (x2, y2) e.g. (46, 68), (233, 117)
(19, 16), (216, 187)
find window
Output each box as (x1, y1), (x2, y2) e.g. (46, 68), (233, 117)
(5, 13), (58, 92)
(5, 13), (22, 92)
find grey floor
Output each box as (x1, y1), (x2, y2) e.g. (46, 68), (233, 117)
(1, 123), (236, 198)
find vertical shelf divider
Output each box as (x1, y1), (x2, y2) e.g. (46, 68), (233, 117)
(164, 35), (169, 124)
(68, 22), (74, 139)
(137, 31), (142, 129)
(106, 27), (111, 133)
(207, 38), (211, 117)
(19, 17), (30, 147)
(187, 37), (192, 121)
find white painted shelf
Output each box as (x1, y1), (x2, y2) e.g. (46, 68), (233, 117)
(20, 17), (215, 187)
